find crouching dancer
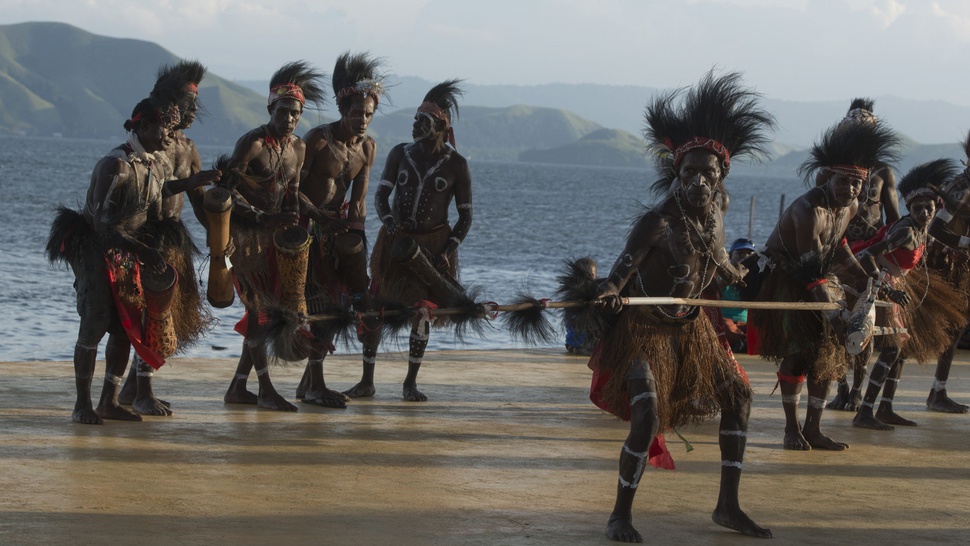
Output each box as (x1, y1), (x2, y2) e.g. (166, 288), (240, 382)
(46, 98), (219, 424)
(750, 119), (899, 450)
(589, 72), (775, 542)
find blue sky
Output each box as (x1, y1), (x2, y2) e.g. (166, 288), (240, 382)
(3, 0), (969, 105)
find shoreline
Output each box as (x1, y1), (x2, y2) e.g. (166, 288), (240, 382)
(1, 349), (968, 544)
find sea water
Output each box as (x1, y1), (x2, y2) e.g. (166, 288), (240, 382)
(0, 135), (805, 362)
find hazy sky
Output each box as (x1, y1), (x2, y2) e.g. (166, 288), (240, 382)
(3, 0), (970, 105)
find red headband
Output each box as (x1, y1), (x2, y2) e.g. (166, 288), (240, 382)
(828, 165), (869, 181)
(268, 83), (305, 106)
(184, 83), (199, 93)
(671, 137), (731, 169)
(336, 80), (383, 108)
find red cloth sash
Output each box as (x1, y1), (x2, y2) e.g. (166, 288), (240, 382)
(104, 256), (165, 370)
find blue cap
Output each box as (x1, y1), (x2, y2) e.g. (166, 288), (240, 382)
(729, 238), (756, 253)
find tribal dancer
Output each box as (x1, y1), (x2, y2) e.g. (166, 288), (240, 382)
(294, 51), (387, 407)
(852, 159), (968, 429)
(363, 80), (472, 402)
(589, 71), (775, 542)
(828, 98), (900, 411)
(925, 132), (970, 413)
(222, 62), (325, 411)
(750, 119), (899, 450)
(46, 98), (220, 424)
(118, 60), (214, 415)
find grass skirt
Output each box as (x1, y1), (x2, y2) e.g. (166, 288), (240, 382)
(369, 225), (458, 306)
(588, 307), (750, 431)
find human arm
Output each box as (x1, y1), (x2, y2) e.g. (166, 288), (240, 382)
(374, 145), (403, 232)
(879, 167), (901, 225)
(596, 212), (665, 313)
(435, 158), (473, 271)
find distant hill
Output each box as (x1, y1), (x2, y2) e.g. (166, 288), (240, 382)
(519, 129), (650, 168)
(0, 21), (306, 144)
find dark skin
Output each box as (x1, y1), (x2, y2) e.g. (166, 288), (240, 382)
(119, 98), (217, 416)
(596, 150), (769, 542)
(74, 117), (219, 425)
(765, 169), (869, 450)
(223, 97), (305, 412)
(295, 95), (378, 408)
(852, 199), (935, 430)
(926, 175), (970, 413)
(362, 111), (472, 402)
(829, 164), (900, 411)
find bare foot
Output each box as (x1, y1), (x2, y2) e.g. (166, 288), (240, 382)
(344, 382), (376, 399)
(876, 405), (917, 426)
(301, 388), (349, 409)
(73, 405), (103, 425)
(605, 515), (643, 543)
(853, 407), (894, 430)
(712, 505), (772, 538)
(826, 385), (861, 411)
(783, 429), (811, 450)
(224, 378), (258, 405)
(95, 403), (142, 422)
(133, 396), (174, 416)
(257, 391), (299, 412)
(403, 384), (428, 402)
(803, 429), (849, 450)
(926, 389), (970, 414)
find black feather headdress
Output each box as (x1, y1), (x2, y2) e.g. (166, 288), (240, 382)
(797, 120), (901, 183)
(420, 79), (465, 124)
(269, 61), (327, 109)
(898, 159), (958, 204)
(150, 60), (206, 127)
(332, 51), (389, 115)
(643, 70), (776, 194)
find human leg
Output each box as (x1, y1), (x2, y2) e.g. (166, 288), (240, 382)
(778, 357), (809, 450)
(853, 348), (898, 430)
(605, 361), (657, 543)
(802, 378), (848, 450)
(403, 318), (430, 402)
(927, 329), (969, 413)
(876, 358), (917, 426)
(711, 377), (771, 538)
(94, 333), (141, 421)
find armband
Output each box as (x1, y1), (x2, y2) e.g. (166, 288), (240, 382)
(937, 209), (954, 223)
(960, 236), (970, 249)
(840, 237), (848, 247)
(806, 278), (827, 291)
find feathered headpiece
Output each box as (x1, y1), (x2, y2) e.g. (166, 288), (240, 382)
(841, 97), (878, 126)
(417, 79), (464, 147)
(898, 159), (958, 205)
(268, 61), (326, 109)
(332, 51), (388, 115)
(643, 70), (776, 194)
(150, 60), (206, 128)
(798, 119), (900, 183)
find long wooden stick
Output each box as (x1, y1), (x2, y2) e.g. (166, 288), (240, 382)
(301, 295), (888, 322)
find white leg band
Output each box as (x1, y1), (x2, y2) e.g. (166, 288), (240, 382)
(363, 356), (376, 365)
(76, 343), (98, 351)
(255, 367), (269, 377)
(720, 430), (747, 437)
(721, 460), (744, 469)
(782, 394), (801, 405)
(861, 400), (874, 408)
(234, 373), (248, 381)
(933, 378), (946, 391)
(105, 373), (122, 385)
(808, 396), (827, 409)
(630, 392), (656, 405)
(137, 370), (154, 377)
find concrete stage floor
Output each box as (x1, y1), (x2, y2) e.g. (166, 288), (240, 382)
(1, 349), (968, 545)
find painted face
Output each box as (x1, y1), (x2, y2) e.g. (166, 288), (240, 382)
(268, 98), (303, 137)
(826, 172), (864, 207)
(179, 98), (198, 130)
(677, 150), (722, 208)
(342, 96), (376, 137)
(909, 197), (936, 228)
(412, 112), (436, 142)
(138, 117), (175, 153)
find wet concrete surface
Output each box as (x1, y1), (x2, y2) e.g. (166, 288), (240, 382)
(1, 349), (968, 545)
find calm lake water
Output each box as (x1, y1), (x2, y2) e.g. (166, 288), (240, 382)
(0, 135), (806, 362)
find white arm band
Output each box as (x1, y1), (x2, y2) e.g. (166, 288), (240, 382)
(937, 209), (954, 222)
(959, 236), (970, 249)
